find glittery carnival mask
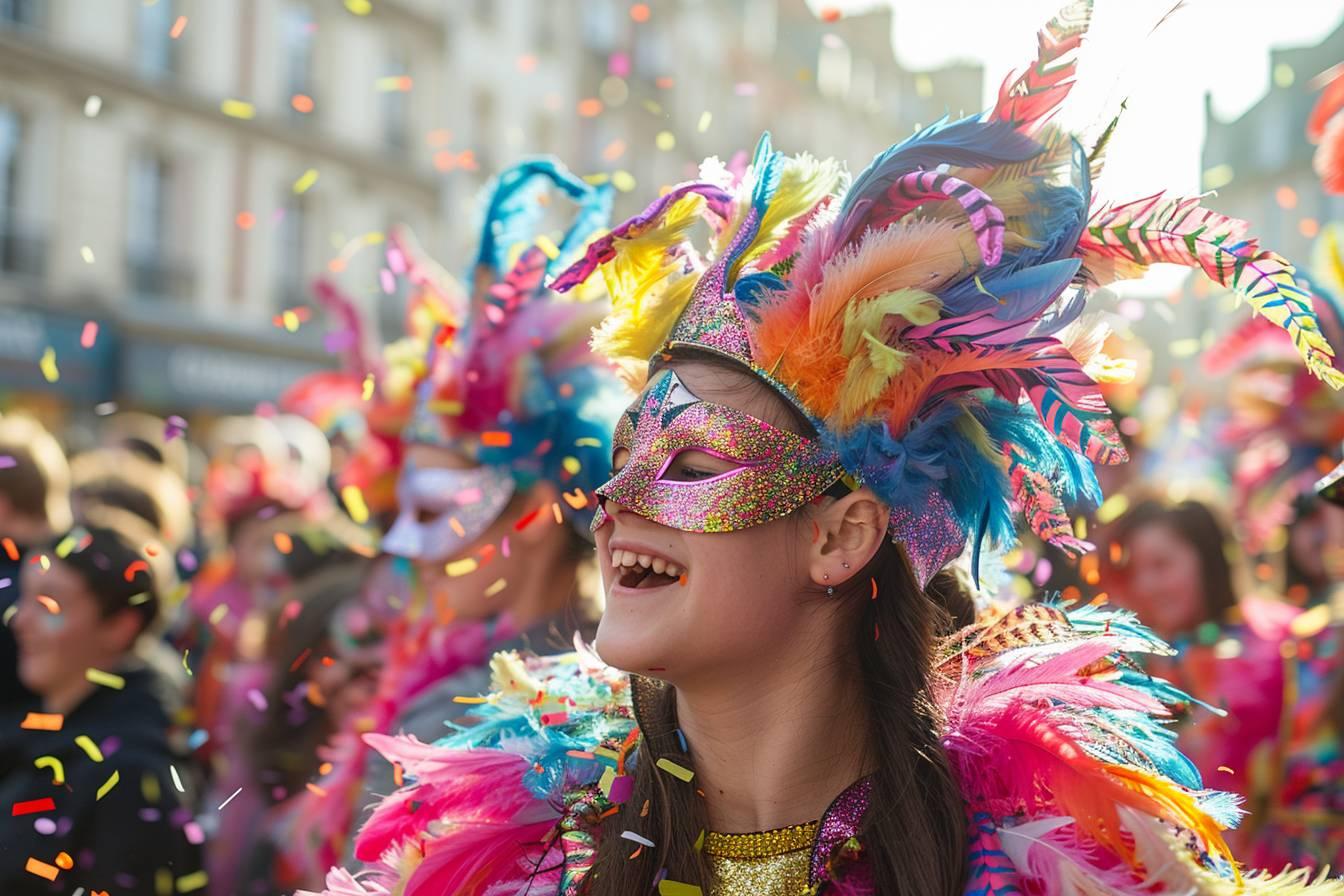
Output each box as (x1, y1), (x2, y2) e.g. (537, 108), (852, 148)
(593, 370), (845, 532)
(382, 463), (515, 562)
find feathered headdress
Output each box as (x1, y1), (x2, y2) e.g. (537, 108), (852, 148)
(554, 0), (1342, 585)
(399, 159), (625, 500)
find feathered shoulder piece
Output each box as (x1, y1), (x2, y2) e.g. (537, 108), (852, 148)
(298, 643), (637, 896)
(942, 601), (1344, 895)
(554, 0), (1342, 587)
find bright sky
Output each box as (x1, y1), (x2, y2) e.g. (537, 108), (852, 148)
(811, 0), (1344, 291)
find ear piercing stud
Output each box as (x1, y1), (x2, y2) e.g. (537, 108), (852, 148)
(842, 561), (851, 569)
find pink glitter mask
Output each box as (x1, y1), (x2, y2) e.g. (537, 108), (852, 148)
(593, 370), (845, 532)
(382, 464), (515, 562)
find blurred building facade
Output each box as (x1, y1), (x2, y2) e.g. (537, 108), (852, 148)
(0, 0), (979, 421)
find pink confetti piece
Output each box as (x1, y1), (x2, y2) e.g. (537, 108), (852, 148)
(80, 322), (98, 348)
(0, 456), (15, 469)
(379, 268), (395, 294)
(734, 82), (759, 96)
(163, 415), (187, 442)
(246, 689), (267, 712)
(608, 52), (630, 77)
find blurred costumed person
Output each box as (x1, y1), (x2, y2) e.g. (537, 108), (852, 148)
(276, 159), (624, 888)
(1099, 496), (1299, 852)
(186, 412), (369, 896)
(0, 415), (71, 710)
(302, 4), (1344, 895)
(0, 514), (203, 895)
(1244, 66), (1344, 874)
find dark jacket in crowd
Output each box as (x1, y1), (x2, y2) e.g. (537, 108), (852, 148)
(0, 664), (203, 895)
(1, 545), (37, 709)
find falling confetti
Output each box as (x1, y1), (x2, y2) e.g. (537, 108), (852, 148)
(169, 15), (187, 38)
(697, 111), (712, 133)
(655, 131), (676, 151)
(34, 756), (65, 784)
(95, 769), (119, 801)
(655, 758), (695, 782)
(658, 882), (702, 896)
(293, 168), (320, 194)
(217, 787), (243, 810)
(12, 798), (56, 816)
(344, 0), (372, 13)
(341, 484), (370, 524)
(20, 713), (63, 732)
(220, 99), (256, 120)
(24, 858), (59, 881)
(80, 246), (95, 264)
(85, 668), (126, 690)
(83, 95), (102, 117)
(235, 211), (257, 230)
(39, 347), (58, 383)
(164, 415), (187, 441)
(80, 321), (98, 348)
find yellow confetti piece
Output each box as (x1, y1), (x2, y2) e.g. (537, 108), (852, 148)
(86, 668), (126, 690)
(74, 735), (104, 762)
(658, 881), (703, 896)
(1290, 603), (1332, 639)
(80, 245), (95, 264)
(34, 755), (64, 785)
(655, 130), (676, 151)
(1167, 337), (1201, 358)
(598, 766), (617, 797)
(452, 695), (489, 704)
(39, 347), (58, 383)
(535, 234), (560, 260)
(697, 111), (712, 133)
(341, 485), (370, 524)
(484, 578), (507, 597)
(427, 399), (464, 415)
(575, 436), (602, 448)
(96, 768), (120, 801)
(208, 603), (229, 626)
(444, 557), (479, 577)
(1095, 493), (1130, 525)
(562, 456), (581, 476)
(375, 75), (412, 92)
(361, 373), (375, 400)
(282, 309), (300, 332)
(655, 758), (694, 782)
(176, 869), (209, 893)
(54, 534), (78, 558)
(612, 170), (636, 192)
(142, 770), (161, 803)
(157, 868), (173, 896)
(220, 98), (256, 120)
(292, 168), (319, 194)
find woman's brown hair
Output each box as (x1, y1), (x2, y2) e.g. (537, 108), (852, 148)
(580, 356), (969, 895)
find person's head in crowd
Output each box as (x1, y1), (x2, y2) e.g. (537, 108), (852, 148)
(101, 410), (191, 481)
(1102, 497), (1242, 640)
(12, 513), (166, 713)
(70, 448), (195, 551)
(378, 163), (621, 631)
(249, 562), (381, 800)
(1283, 492), (1344, 602)
(0, 414), (72, 548)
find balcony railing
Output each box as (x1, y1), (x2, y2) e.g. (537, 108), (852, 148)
(126, 250), (196, 302)
(0, 222), (47, 278)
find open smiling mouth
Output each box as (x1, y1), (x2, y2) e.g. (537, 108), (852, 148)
(611, 548), (683, 590)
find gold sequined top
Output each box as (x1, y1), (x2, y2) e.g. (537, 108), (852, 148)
(704, 820), (818, 896)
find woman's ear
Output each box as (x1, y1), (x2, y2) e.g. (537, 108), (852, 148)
(807, 489), (888, 590)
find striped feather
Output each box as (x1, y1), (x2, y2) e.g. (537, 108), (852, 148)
(994, 0), (1095, 131)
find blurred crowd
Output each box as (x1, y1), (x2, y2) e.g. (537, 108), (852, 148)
(2, 51), (1344, 896)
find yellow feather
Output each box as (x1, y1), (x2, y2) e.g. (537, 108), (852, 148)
(588, 193), (705, 366)
(834, 289), (942, 424)
(1311, 222), (1344, 299)
(731, 153), (846, 279)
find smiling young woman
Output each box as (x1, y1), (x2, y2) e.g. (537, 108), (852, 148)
(301, 3), (1344, 895)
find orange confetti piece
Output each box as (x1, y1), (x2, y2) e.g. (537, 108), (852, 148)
(35, 595), (59, 614)
(2, 537), (17, 561)
(54, 851), (73, 870)
(577, 98), (603, 117)
(235, 211), (256, 230)
(481, 430), (512, 448)
(20, 713), (63, 732)
(819, 5), (842, 21)
(25, 858), (59, 881)
(305, 782), (327, 797)
(291, 93), (314, 113)
(273, 532), (293, 554)
(392, 761), (404, 786)
(169, 15), (187, 38)
(123, 559), (148, 581)
(630, 3), (651, 22)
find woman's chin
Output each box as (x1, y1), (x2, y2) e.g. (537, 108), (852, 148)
(592, 612), (673, 676)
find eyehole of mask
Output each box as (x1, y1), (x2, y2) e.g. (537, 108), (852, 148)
(657, 448), (744, 483)
(611, 447), (630, 476)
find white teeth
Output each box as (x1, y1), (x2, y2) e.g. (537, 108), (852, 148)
(666, 564), (682, 578)
(637, 554), (652, 569)
(611, 549), (684, 580)
(651, 557), (666, 574)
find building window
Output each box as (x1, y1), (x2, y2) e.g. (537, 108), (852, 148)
(0, 104), (41, 277)
(126, 151), (189, 300)
(136, 0), (179, 78)
(381, 47), (411, 155)
(275, 194), (309, 310)
(280, 2), (317, 120)
(0, 0), (41, 29)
